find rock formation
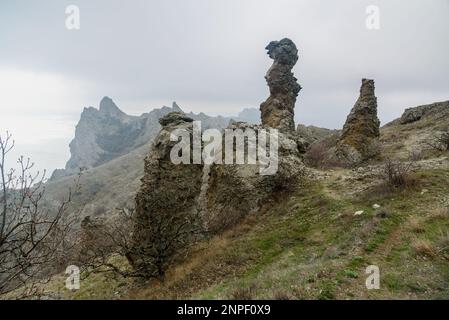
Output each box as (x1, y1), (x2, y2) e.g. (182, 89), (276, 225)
(399, 101), (449, 124)
(260, 38), (301, 132)
(130, 112), (204, 277)
(336, 79), (380, 163)
(128, 40), (307, 276)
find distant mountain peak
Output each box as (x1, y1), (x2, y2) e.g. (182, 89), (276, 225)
(172, 101), (182, 112)
(54, 98), (236, 180)
(99, 96), (125, 117)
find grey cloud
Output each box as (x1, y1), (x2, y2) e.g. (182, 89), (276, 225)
(0, 0), (448, 172)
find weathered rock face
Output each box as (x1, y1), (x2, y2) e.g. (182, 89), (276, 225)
(198, 122), (306, 233)
(134, 112), (202, 221)
(130, 112), (204, 277)
(336, 79), (380, 163)
(399, 101), (449, 124)
(64, 97), (182, 176)
(260, 38), (301, 132)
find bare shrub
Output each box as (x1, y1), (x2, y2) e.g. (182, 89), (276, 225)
(76, 204), (203, 281)
(381, 158), (417, 190)
(304, 143), (328, 168)
(75, 210), (140, 279)
(304, 134), (345, 168)
(0, 132), (78, 296)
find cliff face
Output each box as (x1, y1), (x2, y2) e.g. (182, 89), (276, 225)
(336, 79), (380, 162)
(64, 97), (180, 175)
(260, 38), (301, 132)
(55, 98), (232, 179)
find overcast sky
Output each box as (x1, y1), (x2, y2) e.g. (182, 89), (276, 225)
(0, 0), (448, 174)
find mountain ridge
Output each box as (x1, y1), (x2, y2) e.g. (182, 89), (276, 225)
(51, 98), (261, 181)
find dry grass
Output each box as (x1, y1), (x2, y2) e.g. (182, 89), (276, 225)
(230, 285), (257, 300)
(405, 215), (426, 234)
(412, 239), (437, 258)
(426, 207), (449, 221)
(126, 213), (261, 299)
(272, 289), (294, 300)
(436, 231), (449, 254)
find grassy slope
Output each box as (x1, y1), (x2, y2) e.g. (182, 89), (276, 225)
(21, 114), (449, 300)
(44, 159), (449, 300)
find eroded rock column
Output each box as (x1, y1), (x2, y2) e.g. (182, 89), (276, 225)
(260, 38), (301, 132)
(336, 79), (380, 162)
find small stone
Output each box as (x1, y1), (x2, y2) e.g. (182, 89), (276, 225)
(354, 210), (364, 216)
(421, 189), (428, 195)
(373, 204), (381, 209)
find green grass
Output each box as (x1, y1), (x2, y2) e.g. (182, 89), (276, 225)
(11, 165), (449, 300)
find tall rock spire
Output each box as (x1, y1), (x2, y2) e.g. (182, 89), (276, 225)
(260, 38), (301, 132)
(336, 78), (380, 162)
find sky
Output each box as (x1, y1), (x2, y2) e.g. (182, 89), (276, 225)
(0, 0), (448, 174)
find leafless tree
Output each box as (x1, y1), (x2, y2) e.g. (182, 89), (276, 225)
(381, 158), (416, 189)
(75, 210), (141, 279)
(0, 132), (78, 296)
(76, 204), (204, 281)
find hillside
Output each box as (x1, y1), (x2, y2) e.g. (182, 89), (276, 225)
(32, 157), (449, 300)
(5, 37), (448, 300)
(43, 101), (261, 222)
(22, 99), (449, 300)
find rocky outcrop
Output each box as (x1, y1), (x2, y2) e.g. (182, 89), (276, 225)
(198, 122), (305, 233)
(129, 40), (307, 276)
(130, 112), (204, 277)
(399, 101), (449, 124)
(260, 38), (301, 132)
(336, 79), (380, 163)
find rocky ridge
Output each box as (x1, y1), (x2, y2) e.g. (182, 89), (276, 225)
(52, 99), (257, 180)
